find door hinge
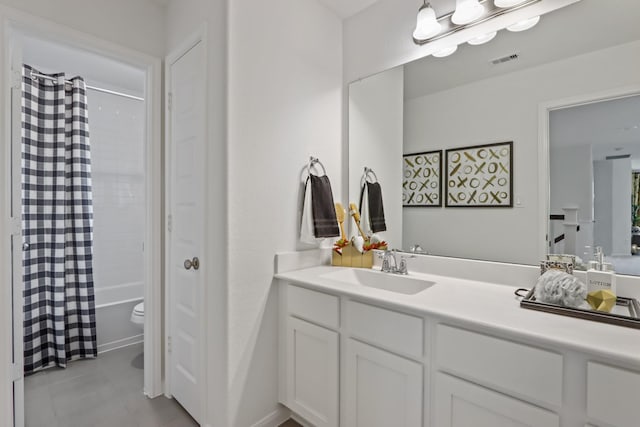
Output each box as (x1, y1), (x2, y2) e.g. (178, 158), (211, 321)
(167, 336), (172, 354)
(10, 218), (21, 237)
(168, 92), (172, 111)
(11, 70), (21, 90)
(10, 363), (21, 382)
(167, 214), (172, 232)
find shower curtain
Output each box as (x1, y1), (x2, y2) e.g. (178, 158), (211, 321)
(22, 65), (97, 374)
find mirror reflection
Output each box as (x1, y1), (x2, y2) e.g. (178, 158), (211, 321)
(549, 95), (640, 276)
(348, 0), (640, 272)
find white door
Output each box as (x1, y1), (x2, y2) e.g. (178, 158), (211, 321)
(285, 317), (339, 427)
(433, 372), (560, 427)
(345, 339), (422, 427)
(167, 39), (206, 423)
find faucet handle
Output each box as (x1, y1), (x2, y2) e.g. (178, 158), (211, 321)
(397, 257), (409, 275)
(410, 244), (425, 254)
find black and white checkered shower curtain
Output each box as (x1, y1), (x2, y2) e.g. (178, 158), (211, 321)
(22, 65), (97, 374)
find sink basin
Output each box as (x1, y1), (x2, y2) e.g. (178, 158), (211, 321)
(322, 268), (435, 295)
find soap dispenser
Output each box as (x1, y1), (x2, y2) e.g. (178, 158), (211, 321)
(586, 246), (616, 295)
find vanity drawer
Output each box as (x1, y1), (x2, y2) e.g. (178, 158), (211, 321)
(436, 325), (563, 407)
(287, 285), (339, 330)
(346, 300), (423, 359)
(587, 362), (640, 427)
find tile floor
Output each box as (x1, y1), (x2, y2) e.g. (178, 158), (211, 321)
(24, 343), (198, 427)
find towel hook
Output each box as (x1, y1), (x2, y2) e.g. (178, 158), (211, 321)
(360, 166), (379, 187)
(307, 156), (327, 178)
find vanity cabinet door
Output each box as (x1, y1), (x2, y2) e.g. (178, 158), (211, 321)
(433, 372), (559, 427)
(345, 339), (422, 427)
(285, 317), (339, 427)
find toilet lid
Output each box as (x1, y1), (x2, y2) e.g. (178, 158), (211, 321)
(133, 302), (144, 315)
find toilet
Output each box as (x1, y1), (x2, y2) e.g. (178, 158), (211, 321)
(130, 302), (144, 330)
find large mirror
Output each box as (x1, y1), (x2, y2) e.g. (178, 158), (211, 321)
(348, 0), (640, 272)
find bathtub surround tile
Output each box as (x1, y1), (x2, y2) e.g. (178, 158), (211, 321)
(24, 343), (196, 427)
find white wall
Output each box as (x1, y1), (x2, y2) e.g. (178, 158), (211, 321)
(166, 2), (343, 425)
(549, 145), (593, 257)
(402, 40), (640, 265)
(611, 158), (632, 256)
(89, 90), (146, 304)
(227, 1), (343, 426)
(549, 146), (593, 221)
(594, 160), (613, 255)
(594, 158), (632, 257)
(0, 0), (165, 57)
(349, 66), (403, 248)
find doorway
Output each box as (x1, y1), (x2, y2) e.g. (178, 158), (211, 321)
(5, 17), (162, 427)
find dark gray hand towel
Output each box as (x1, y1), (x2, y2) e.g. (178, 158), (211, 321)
(309, 175), (340, 238)
(366, 182), (387, 233)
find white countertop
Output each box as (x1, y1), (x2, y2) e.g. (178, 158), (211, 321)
(276, 266), (640, 366)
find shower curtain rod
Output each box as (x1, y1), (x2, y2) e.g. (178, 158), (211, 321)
(29, 71), (145, 102)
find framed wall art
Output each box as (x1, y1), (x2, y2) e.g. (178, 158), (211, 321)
(445, 141), (513, 208)
(403, 150), (442, 207)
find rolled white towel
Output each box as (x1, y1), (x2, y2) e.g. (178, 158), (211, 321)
(534, 270), (586, 307)
(352, 236), (365, 253)
(300, 180), (319, 244)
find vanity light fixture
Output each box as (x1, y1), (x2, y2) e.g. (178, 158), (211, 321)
(413, 1), (442, 41)
(413, 0), (544, 51)
(451, 0), (485, 25)
(432, 45), (459, 57)
(494, 0), (529, 7)
(506, 15), (541, 32)
(467, 31), (497, 45)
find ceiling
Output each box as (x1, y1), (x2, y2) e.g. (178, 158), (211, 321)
(317, 0), (382, 18)
(404, 0), (640, 99)
(318, 0), (459, 19)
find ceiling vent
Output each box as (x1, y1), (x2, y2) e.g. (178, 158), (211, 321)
(605, 154), (631, 160)
(490, 53), (519, 65)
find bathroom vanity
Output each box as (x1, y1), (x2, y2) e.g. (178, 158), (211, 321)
(275, 253), (640, 427)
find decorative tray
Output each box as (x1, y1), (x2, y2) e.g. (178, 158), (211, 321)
(515, 287), (640, 329)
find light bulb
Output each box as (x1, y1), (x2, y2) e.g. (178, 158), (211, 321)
(506, 15), (540, 32)
(413, 2), (442, 40)
(495, 0), (528, 7)
(467, 31), (497, 45)
(451, 0), (485, 25)
(432, 45), (458, 58)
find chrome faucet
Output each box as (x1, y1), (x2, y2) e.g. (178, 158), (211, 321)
(380, 249), (412, 275)
(409, 243), (427, 255)
(381, 250), (398, 273)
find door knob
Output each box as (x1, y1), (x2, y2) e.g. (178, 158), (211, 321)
(184, 257), (200, 270)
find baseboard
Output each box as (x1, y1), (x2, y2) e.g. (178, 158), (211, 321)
(97, 334), (143, 354)
(251, 407), (291, 427)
